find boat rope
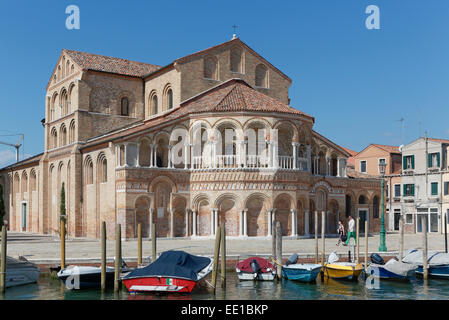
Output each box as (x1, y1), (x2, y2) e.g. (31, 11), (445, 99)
(270, 257), (282, 267)
(204, 279), (215, 289)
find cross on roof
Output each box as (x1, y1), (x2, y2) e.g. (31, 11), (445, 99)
(232, 24), (238, 36)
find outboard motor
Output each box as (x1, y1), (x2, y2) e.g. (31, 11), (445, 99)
(250, 259), (262, 280)
(370, 253), (385, 265)
(286, 253), (299, 266)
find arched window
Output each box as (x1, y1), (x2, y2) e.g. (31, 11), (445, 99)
(151, 95), (159, 114)
(97, 154), (107, 183)
(61, 90), (68, 116)
(204, 56), (218, 79)
(51, 127), (58, 149)
(167, 89), (173, 109)
(69, 120), (75, 144)
(30, 170), (37, 192)
(85, 157), (93, 185)
(71, 65), (74, 74)
(51, 93), (58, 121)
(163, 85), (173, 111)
(68, 84), (75, 114)
(230, 47), (242, 73)
(60, 124), (67, 146)
(358, 195), (366, 205)
(121, 97), (129, 116)
(255, 64), (268, 88)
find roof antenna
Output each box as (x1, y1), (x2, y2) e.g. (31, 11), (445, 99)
(232, 25), (238, 39)
(396, 117), (405, 145)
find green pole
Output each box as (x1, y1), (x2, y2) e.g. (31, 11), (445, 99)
(379, 175), (387, 252)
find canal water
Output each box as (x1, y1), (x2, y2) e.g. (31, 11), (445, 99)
(1, 272), (449, 300)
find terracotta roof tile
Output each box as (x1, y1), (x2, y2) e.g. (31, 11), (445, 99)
(371, 144), (400, 154)
(64, 49), (161, 77)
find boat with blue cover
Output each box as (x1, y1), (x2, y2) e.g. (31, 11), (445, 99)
(402, 249), (449, 279)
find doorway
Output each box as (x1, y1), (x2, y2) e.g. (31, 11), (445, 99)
(358, 209), (368, 234)
(394, 209), (401, 231)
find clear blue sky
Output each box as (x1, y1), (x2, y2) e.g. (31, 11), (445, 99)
(1, 0), (448, 167)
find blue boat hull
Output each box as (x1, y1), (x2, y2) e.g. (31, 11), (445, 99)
(416, 265), (449, 279)
(282, 267), (321, 283)
(367, 265), (411, 281)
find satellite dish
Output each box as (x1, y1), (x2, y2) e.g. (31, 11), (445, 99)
(399, 145), (404, 152)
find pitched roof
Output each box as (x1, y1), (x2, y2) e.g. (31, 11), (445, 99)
(346, 168), (379, 179)
(0, 153), (43, 171)
(182, 79), (311, 117)
(340, 146), (358, 157)
(371, 144), (400, 154)
(81, 79), (313, 148)
(64, 49), (161, 77)
(427, 137), (449, 144)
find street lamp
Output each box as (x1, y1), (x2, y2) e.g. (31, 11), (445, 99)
(378, 161), (387, 252)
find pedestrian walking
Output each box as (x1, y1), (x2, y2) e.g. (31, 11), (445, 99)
(337, 220), (346, 246)
(344, 216), (356, 246)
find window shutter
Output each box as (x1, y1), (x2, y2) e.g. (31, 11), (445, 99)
(437, 152), (441, 167)
(403, 156), (406, 170)
(445, 182), (449, 196)
(411, 155), (415, 169)
(403, 184), (406, 196)
(411, 184), (415, 196)
(428, 154), (432, 168)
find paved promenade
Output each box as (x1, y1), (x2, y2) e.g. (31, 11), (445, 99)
(3, 232), (448, 264)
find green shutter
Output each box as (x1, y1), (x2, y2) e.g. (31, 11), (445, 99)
(428, 154), (432, 168)
(432, 182), (438, 196)
(403, 184), (406, 196)
(411, 155), (415, 169)
(437, 152), (440, 167)
(403, 156), (407, 170)
(411, 184), (415, 196)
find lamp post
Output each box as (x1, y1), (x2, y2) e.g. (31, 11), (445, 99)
(379, 161), (387, 252)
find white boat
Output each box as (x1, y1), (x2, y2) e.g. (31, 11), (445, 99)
(235, 257), (277, 281)
(3, 256), (40, 288)
(402, 249), (449, 279)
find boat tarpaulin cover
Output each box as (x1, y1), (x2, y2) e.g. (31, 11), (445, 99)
(383, 259), (416, 276)
(402, 249), (449, 266)
(123, 251), (211, 281)
(236, 257), (274, 273)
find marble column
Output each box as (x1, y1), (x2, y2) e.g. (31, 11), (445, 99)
(192, 210), (197, 236)
(291, 209), (298, 236)
(149, 144), (154, 167)
(267, 140), (272, 168)
(243, 209), (248, 236)
(184, 144), (189, 169)
(153, 144), (158, 167)
(210, 209), (214, 236)
(167, 146), (173, 168)
(267, 209), (272, 237)
(304, 209), (310, 236)
(124, 143), (129, 167)
(214, 209), (218, 236)
(185, 209), (190, 237)
(136, 143), (140, 167)
(326, 157), (330, 176)
(149, 208), (154, 237)
(243, 141), (248, 168)
(170, 208), (174, 237)
(239, 210), (244, 236)
(292, 142), (298, 170)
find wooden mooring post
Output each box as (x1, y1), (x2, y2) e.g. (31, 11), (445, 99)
(364, 220), (368, 272)
(272, 222), (276, 260)
(211, 225), (222, 293)
(60, 218), (66, 270)
(276, 221), (282, 279)
(137, 223), (142, 266)
(101, 221), (106, 292)
(356, 217), (360, 263)
(114, 224), (121, 292)
(321, 211), (325, 265)
(422, 216), (428, 280)
(220, 224), (226, 288)
(314, 211), (318, 264)
(151, 222), (156, 263)
(399, 216), (404, 261)
(0, 226), (6, 293)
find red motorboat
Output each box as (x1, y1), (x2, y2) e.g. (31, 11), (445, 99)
(122, 251), (213, 293)
(235, 256), (277, 281)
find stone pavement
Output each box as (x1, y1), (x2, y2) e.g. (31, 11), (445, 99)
(3, 232), (448, 264)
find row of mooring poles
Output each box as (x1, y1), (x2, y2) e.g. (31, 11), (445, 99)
(211, 224), (227, 293)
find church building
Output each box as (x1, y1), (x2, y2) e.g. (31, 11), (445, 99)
(0, 37), (382, 239)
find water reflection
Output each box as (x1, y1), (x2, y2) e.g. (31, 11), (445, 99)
(1, 272), (449, 300)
